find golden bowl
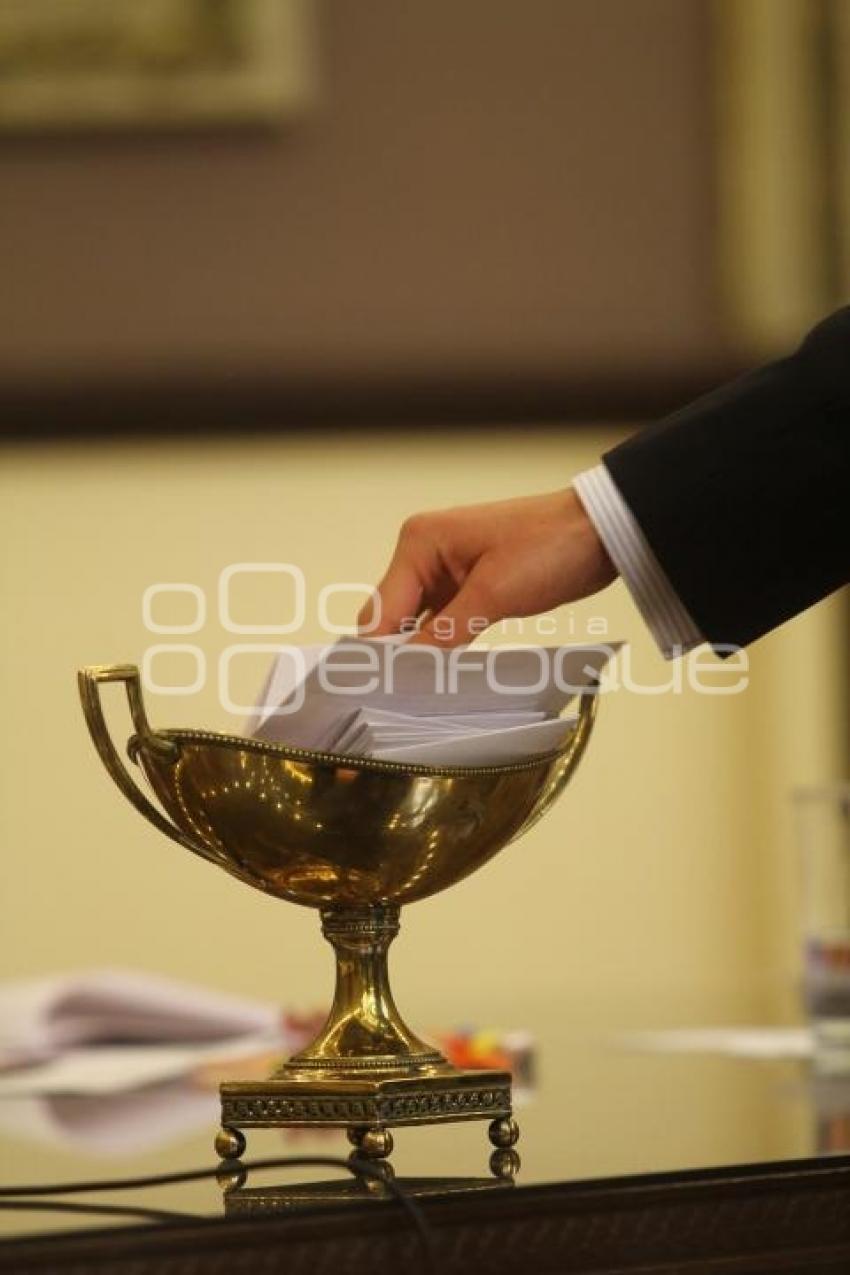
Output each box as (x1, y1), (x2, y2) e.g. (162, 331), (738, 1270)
(80, 664), (596, 911)
(79, 662), (597, 1160)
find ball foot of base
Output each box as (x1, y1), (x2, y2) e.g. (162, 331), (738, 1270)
(215, 1125), (246, 1160)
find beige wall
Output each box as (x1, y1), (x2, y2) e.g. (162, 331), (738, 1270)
(1, 427), (844, 1026)
(1, 426), (846, 1202)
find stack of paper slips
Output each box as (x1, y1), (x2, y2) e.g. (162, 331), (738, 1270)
(248, 637), (621, 766)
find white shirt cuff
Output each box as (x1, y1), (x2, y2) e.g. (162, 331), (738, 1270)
(573, 464), (704, 659)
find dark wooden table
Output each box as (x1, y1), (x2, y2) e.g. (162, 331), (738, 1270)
(2, 1006), (849, 1272)
(1, 1154), (849, 1273)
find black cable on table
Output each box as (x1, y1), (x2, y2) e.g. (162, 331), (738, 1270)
(0, 1155), (438, 1272)
(0, 1200), (194, 1224)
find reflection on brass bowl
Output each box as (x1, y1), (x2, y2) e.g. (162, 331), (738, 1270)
(79, 663), (597, 1159)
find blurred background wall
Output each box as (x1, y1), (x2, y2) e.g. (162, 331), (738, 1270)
(0, 0), (847, 1073)
(1, 0), (724, 423)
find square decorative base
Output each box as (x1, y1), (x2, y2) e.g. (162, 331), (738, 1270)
(216, 1068), (518, 1162)
(222, 1068), (511, 1130)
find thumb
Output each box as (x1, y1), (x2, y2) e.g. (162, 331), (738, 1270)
(358, 558), (423, 636)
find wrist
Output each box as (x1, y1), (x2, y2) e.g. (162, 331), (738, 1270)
(565, 486), (618, 593)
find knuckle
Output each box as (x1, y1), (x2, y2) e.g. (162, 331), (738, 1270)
(400, 512), (431, 540)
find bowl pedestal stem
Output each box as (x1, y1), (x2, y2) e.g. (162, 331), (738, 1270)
(282, 904), (444, 1073)
(216, 903), (519, 1165)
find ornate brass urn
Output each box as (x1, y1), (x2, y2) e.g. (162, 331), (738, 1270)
(79, 663), (597, 1166)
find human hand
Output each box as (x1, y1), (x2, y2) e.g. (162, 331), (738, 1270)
(358, 487), (617, 647)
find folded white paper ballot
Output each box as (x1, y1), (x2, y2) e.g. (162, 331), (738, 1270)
(249, 638), (621, 765)
(0, 1036), (278, 1098)
(0, 970), (281, 1070)
(368, 717), (577, 766)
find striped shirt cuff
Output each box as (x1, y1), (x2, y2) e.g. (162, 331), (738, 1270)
(573, 464), (704, 659)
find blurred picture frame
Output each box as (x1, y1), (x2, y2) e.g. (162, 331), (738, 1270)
(0, 0), (315, 132)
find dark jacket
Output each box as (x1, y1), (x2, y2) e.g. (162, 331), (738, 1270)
(603, 307), (850, 650)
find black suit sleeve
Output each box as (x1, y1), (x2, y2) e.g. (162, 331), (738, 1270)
(603, 306), (850, 651)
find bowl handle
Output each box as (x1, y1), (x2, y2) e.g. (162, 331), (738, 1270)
(77, 664), (224, 867)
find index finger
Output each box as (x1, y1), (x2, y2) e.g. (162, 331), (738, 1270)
(358, 553), (424, 636)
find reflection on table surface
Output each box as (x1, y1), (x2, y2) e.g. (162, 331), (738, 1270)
(0, 988), (844, 1241)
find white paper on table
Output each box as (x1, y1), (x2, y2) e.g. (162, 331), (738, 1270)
(618, 1027), (814, 1060)
(0, 1033), (287, 1098)
(0, 969), (281, 1069)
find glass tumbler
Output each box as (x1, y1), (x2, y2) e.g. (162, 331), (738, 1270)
(796, 784), (850, 1056)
